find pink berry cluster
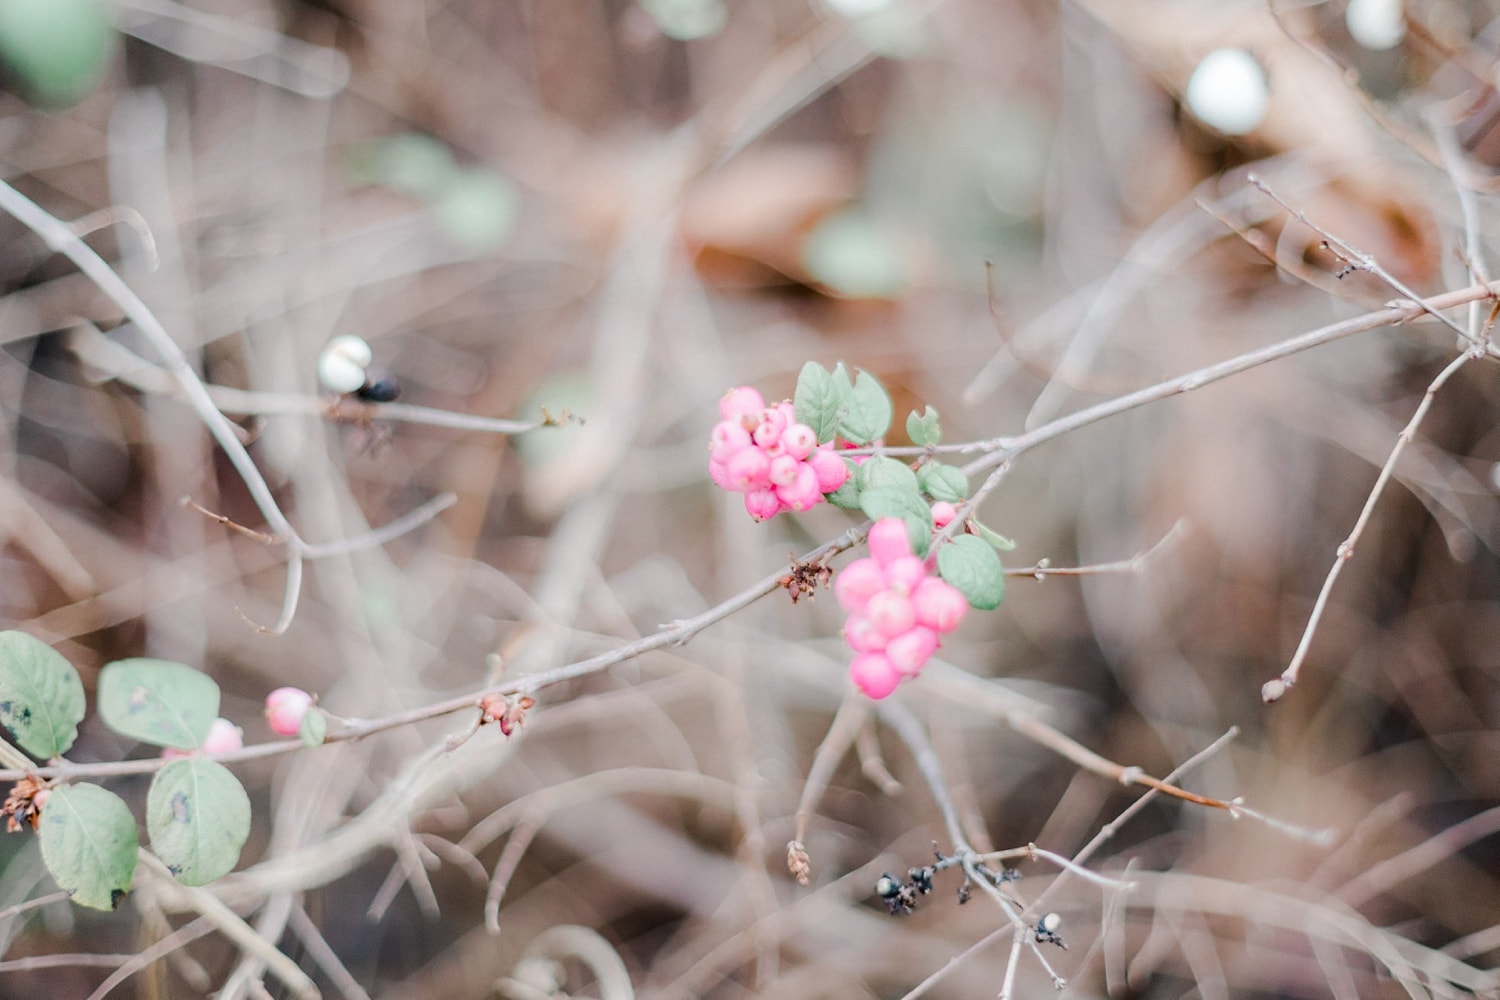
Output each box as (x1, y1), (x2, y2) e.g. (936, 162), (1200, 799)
(836, 518), (969, 699)
(709, 387), (850, 521)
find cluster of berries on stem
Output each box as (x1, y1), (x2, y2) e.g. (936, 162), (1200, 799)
(837, 518), (968, 698)
(708, 387), (849, 520)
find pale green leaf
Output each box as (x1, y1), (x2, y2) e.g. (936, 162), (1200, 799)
(38, 783), (137, 910)
(147, 759), (251, 886)
(97, 659), (219, 751)
(0, 631), (85, 758)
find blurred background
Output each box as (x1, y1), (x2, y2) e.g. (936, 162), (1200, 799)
(1, 0), (1499, 997)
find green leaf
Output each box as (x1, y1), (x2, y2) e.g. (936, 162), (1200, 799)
(937, 535), (1006, 610)
(97, 660), (220, 751)
(802, 211), (907, 299)
(429, 167), (518, 254)
(918, 463), (969, 503)
(0, 0), (116, 109)
(0, 631), (86, 759)
(794, 362), (848, 444)
(972, 519), (1017, 552)
(298, 710), (327, 748)
(906, 406), (942, 447)
(147, 760), (250, 887)
(855, 455), (919, 495)
(859, 486), (932, 558)
(38, 783), (137, 910)
(838, 369), (893, 445)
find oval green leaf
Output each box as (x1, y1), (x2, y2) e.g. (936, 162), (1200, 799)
(0, 631), (86, 759)
(838, 369), (893, 446)
(860, 486), (931, 558)
(794, 361), (849, 444)
(855, 455), (919, 495)
(38, 783), (138, 910)
(147, 759), (251, 886)
(918, 463), (969, 503)
(906, 406), (942, 447)
(937, 535), (1006, 610)
(97, 659), (219, 750)
(824, 463), (862, 510)
(298, 709), (327, 748)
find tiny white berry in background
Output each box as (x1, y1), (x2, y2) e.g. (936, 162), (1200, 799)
(1185, 48), (1269, 136)
(1346, 0), (1404, 51)
(1039, 912), (1062, 934)
(317, 334), (372, 394)
(266, 686), (315, 736)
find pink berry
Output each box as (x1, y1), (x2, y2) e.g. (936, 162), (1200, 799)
(843, 615), (888, 653)
(710, 420), (752, 457)
(885, 626), (939, 676)
(782, 424), (817, 461)
(768, 454), (801, 487)
(864, 589), (917, 638)
(883, 555), (927, 594)
(775, 463), (822, 511)
(850, 652), (902, 699)
(266, 687), (314, 736)
(719, 386), (765, 421)
(725, 447), (771, 492)
(752, 408), (788, 447)
(834, 557), (886, 613)
(867, 518), (912, 566)
(912, 577), (969, 632)
(201, 718), (244, 754)
(744, 489), (782, 521)
(807, 447), (849, 493)
(931, 501), (957, 529)
(709, 459), (734, 490)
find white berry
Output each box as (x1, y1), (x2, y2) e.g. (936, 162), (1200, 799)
(317, 334), (372, 394)
(1185, 48), (1269, 136)
(1346, 0), (1404, 51)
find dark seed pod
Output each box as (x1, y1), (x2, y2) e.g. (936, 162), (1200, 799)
(356, 369), (402, 402)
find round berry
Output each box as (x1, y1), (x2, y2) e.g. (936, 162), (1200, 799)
(744, 489), (782, 521)
(843, 614), (888, 653)
(725, 447), (772, 492)
(867, 518), (912, 566)
(200, 718), (244, 754)
(835, 557), (886, 614)
(719, 386), (765, 420)
(782, 423), (817, 461)
(850, 652), (901, 699)
(864, 589), (917, 638)
(775, 463), (822, 511)
(883, 555), (927, 594)
(885, 626), (939, 676)
(807, 447), (850, 493)
(266, 687), (314, 736)
(931, 501), (957, 529)
(912, 576), (968, 632)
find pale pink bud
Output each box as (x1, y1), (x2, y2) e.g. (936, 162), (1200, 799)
(885, 626), (939, 676)
(883, 555), (927, 594)
(775, 463), (822, 511)
(864, 589), (916, 638)
(719, 386), (765, 421)
(744, 489), (782, 521)
(912, 577), (968, 632)
(931, 501), (957, 529)
(266, 687), (314, 736)
(782, 424), (817, 460)
(835, 558), (886, 613)
(867, 518), (912, 566)
(807, 447), (849, 493)
(850, 652), (901, 699)
(201, 718), (244, 754)
(843, 615), (888, 653)
(725, 447), (771, 492)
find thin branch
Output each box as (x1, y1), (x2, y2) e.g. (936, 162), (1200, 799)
(1265, 349), (1478, 702)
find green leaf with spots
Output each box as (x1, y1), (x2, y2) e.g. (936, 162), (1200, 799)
(147, 759), (251, 886)
(97, 659), (219, 751)
(838, 369), (893, 446)
(38, 783), (138, 910)
(860, 486), (932, 558)
(936, 534), (1006, 610)
(906, 406), (942, 447)
(0, 631), (85, 759)
(794, 362), (850, 444)
(918, 463), (969, 503)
